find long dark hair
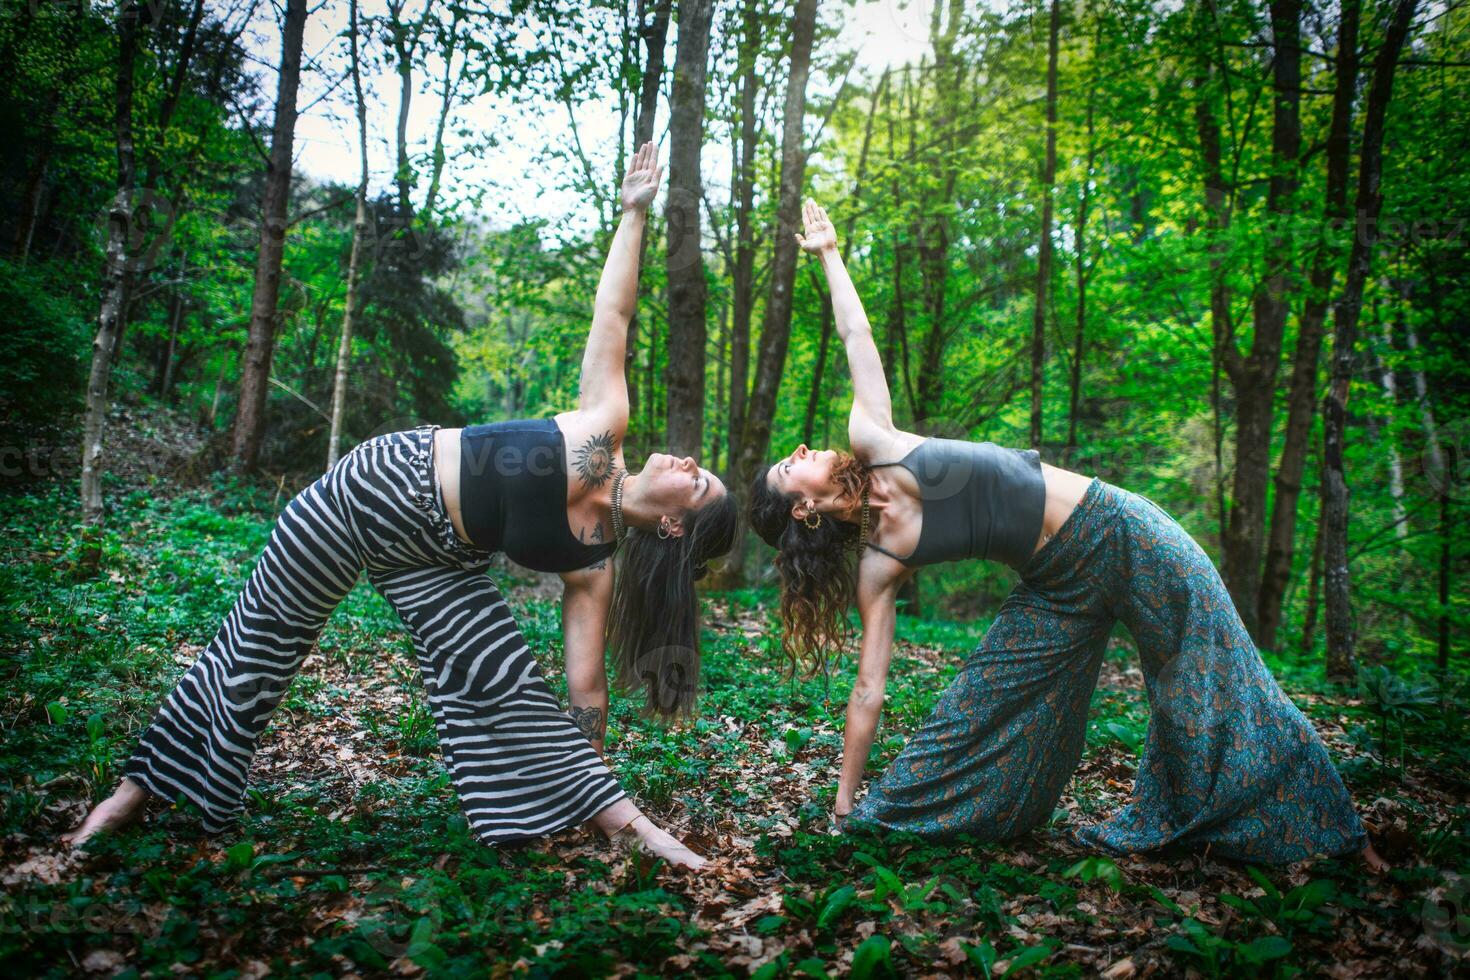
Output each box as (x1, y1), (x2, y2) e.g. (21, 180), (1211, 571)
(747, 452), (870, 678)
(606, 489), (738, 720)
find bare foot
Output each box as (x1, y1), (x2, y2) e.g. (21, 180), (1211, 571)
(617, 814), (707, 870)
(62, 778), (148, 848)
(1362, 841), (1390, 874)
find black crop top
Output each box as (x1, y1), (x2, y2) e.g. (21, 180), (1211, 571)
(865, 438), (1046, 572)
(457, 418), (617, 573)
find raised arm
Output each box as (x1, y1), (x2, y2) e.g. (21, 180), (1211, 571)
(796, 200), (906, 461)
(576, 141), (662, 423)
(834, 556), (907, 824)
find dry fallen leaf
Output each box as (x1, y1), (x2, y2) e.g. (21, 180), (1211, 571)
(81, 949), (126, 974)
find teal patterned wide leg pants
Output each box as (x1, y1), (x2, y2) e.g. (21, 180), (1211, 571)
(846, 479), (1369, 864)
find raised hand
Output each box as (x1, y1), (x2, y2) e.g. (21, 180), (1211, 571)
(794, 198), (838, 255)
(620, 141), (662, 213)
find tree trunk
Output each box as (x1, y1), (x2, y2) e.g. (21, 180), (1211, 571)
(1195, 42), (1232, 554)
(11, 91), (59, 264)
(421, 6), (463, 220)
(1300, 507), (1324, 657)
(664, 0), (715, 459)
(1438, 491), (1451, 673)
(1321, 0), (1418, 679)
(231, 0), (308, 473)
(646, 322), (660, 443)
(143, 0), (206, 192)
(802, 69), (885, 448)
(726, 0), (760, 480)
(885, 82), (919, 421)
(1030, 0), (1061, 449)
(79, 1), (142, 557)
(119, 0), (205, 359)
(1221, 0), (1301, 638)
(389, 0), (420, 222)
(1066, 77), (1096, 461)
(158, 253), (186, 401)
(208, 336), (231, 427)
(912, 2), (966, 427)
(728, 0), (818, 582)
(1370, 309), (1408, 542)
(712, 289), (729, 473)
(625, 0), (674, 446)
(328, 0), (371, 471)
(1401, 306), (1449, 671)
(1256, 0), (1360, 648)
(804, 276), (833, 448)
(913, 224), (950, 424)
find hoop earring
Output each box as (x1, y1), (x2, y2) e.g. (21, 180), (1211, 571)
(803, 512), (822, 530)
(657, 522), (673, 540)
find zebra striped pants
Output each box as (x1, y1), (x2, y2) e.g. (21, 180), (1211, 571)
(122, 426), (628, 844)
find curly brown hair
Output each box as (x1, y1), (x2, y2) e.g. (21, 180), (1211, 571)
(747, 451), (871, 678)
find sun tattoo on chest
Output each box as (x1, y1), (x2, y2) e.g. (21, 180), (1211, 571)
(572, 431), (618, 489)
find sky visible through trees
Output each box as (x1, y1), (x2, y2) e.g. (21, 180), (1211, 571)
(277, 0), (932, 239)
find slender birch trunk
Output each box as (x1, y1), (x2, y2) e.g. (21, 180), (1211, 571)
(79, 2), (142, 565)
(328, 0), (371, 471)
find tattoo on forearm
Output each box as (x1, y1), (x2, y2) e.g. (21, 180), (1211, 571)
(572, 431), (617, 489)
(570, 705), (606, 742)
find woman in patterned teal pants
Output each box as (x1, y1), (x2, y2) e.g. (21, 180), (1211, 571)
(747, 200), (1381, 868)
(847, 479), (1366, 863)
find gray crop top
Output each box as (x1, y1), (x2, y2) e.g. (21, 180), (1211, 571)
(865, 438), (1046, 572)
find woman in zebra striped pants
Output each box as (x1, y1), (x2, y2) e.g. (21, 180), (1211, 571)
(64, 143), (735, 869)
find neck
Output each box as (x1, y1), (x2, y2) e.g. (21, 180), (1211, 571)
(830, 496), (863, 525)
(618, 470), (664, 533)
(827, 465), (880, 525)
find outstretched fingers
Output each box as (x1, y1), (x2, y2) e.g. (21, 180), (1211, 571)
(633, 142), (663, 194)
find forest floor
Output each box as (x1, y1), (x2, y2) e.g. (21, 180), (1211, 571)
(1, 451), (1467, 978)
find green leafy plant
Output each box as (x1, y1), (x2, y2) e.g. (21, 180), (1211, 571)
(1219, 868), (1335, 939)
(785, 725), (814, 756)
(1063, 855), (1124, 891)
(961, 938), (1057, 979)
(1356, 664), (1438, 775)
(1165, 914), (1297, 978)
(1105, 719), (1145, 753)
(853, 852), (955, 913)
(81, 710), (116, 792)
(850, 934), (895, 979)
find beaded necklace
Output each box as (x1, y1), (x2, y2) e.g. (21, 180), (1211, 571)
(610, 469), (628, 542)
